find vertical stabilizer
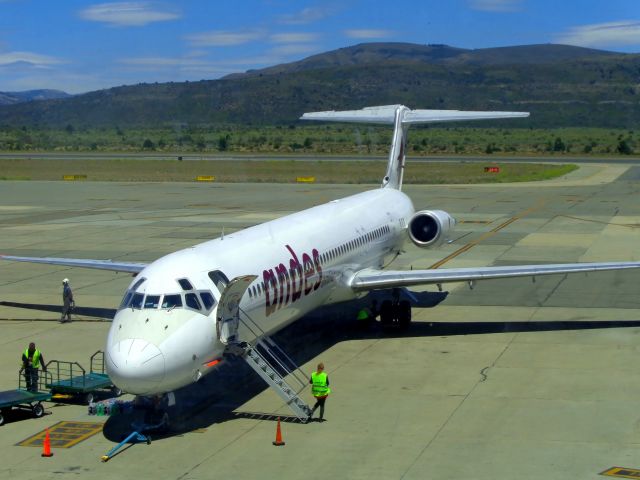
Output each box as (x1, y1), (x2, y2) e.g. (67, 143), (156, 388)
(382, 106), (410, 190)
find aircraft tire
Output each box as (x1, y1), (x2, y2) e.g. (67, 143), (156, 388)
(0, 412), (4, 426)
(398, 301), (411, 329)
(380, 300), (393, 326)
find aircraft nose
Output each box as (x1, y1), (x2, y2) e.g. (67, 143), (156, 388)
(106, 338), (165, 395)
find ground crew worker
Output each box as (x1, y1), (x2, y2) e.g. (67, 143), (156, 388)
(61, 278), (74, 323)
(309, 362), (330, 422)
(356, 299), (378, 327)
(21, 342), (46, 392)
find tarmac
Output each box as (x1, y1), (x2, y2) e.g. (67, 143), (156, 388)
(1, 161), (640, 479)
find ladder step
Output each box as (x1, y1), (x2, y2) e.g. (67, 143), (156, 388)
(239, 341), (311, 421)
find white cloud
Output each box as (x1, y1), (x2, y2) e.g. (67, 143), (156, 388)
(269, 33), (320, 44)
(79, 2), (180, 27)
(556, 20), (640, 48)
(469, 0), (522, 12)
(0, 51), (65, 67)
(344, 29), (394, 40)
(185, 30), (264, 47)
(279, 6), (335, 25)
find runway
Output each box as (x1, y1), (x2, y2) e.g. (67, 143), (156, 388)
(0, 162), (639, 479)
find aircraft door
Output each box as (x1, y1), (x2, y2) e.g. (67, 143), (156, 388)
(216, 274), (257, 345)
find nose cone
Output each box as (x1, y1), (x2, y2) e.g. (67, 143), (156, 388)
(107, 338), (165, 395)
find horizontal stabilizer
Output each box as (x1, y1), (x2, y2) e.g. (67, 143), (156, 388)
(301, 105), (529, 125)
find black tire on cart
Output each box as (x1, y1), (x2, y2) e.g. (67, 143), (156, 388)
(0, 411), (5, 426)
(111, 386), (123, 397)
(32, 402), (44, 418)
(85, 392), (95, 405)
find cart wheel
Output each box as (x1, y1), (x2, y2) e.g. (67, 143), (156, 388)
(0, 412), (4, 426)
(85, 393), (95, 405)
(32, 402), (44, 418)
(111, 387), (123, 397)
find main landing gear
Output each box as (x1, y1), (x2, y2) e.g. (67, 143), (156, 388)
(379, 289), (411, 329)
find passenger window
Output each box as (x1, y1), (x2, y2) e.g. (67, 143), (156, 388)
(162, 294), (182, 309)
(178, 278), (193, 291)
(144, 295), (160, 309)
(185, 293), (202, 311)
(131, 293), (144, 310)
(200, 291), (215, 310)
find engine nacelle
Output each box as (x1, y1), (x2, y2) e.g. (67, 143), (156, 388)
(407, 209), (456, 248)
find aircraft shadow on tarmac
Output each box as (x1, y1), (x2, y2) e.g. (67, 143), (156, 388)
(4, 295), (640, 438)
(100, 290), (640, 443)
(0, 301), (116, 320)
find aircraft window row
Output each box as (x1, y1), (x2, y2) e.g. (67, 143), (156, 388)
(319, 225), (391, 264)
(245, 224), (391, 301)
(120, 290), (216, 314)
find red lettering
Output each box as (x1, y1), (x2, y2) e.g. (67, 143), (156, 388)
(303, 253), (314, 295)
(312, 248), (323, 290)
(286, 245), (303, 302)
(262, 269), (278, 317)
(275, 263), (289, 307)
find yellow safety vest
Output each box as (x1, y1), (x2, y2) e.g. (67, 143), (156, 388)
(311, 371), (330, 397)
(23, 348), (41, 368)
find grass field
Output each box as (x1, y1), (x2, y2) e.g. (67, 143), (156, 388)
(0, 158), (577, 183)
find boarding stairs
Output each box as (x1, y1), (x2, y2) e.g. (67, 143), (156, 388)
(217, 275), (312, 423)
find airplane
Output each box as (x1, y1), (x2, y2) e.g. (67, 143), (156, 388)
(3, 105), (640, 406)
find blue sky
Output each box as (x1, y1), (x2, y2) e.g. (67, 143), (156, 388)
(0, 0), (638, 94)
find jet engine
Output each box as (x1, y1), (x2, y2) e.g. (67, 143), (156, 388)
(407, 210), (456, 248)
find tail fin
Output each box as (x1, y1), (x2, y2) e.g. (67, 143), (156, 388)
(301, 105), (529, 190)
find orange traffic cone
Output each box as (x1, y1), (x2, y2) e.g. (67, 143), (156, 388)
(272, 417), (285, 446)
(41, 428), (53, 457)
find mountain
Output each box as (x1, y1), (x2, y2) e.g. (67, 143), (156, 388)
(225, 43), (620, 78)
(0, 89), (71, 106)
(0, 43), (638, 129)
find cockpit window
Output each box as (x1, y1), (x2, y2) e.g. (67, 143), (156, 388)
(131, 277), (146, 292)
(177, 278), (193, 291)
(162, 294), (182, 309)
(208, 270), (229, 292)
(144, 295), (160, 309)
(119, 291), (134, 309)
(185, 293), (202, 311)
(131, 293), (144, 310)
(200, 291), (215, 310)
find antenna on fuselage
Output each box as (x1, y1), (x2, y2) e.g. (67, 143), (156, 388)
(221, 227), (225, 240)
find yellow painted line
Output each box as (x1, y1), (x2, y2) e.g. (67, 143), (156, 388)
(17, 421), (104, 449)
(429, 199), (546, 270)
(296, 176), (315, 183)
(63, 174), (87, 181)
(601, 467), (640, 478)
(196, 175), (215, 181)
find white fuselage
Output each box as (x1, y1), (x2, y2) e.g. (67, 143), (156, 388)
(105, 187), (415, 395)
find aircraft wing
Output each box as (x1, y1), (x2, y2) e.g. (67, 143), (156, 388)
(0, 254), (147, 274)
(350, 261), (640, 291)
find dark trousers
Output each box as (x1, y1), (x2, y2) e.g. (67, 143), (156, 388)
(61, 299), (72, 321)
(24, 367), (39, 392)
(310, 396), (327, 420)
